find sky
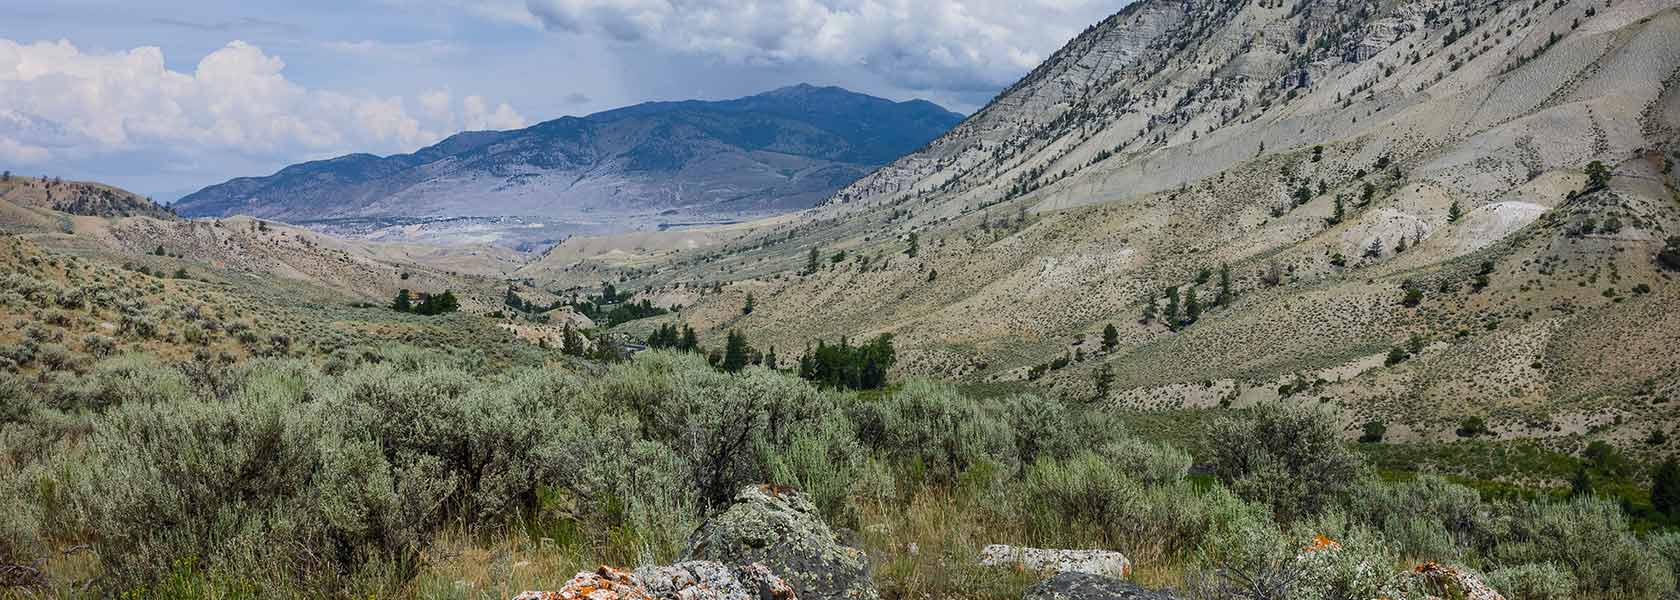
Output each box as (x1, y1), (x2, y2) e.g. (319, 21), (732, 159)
(0, 0), (1129, 201)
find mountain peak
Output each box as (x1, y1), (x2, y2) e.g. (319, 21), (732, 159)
(172, 85), (965, 244)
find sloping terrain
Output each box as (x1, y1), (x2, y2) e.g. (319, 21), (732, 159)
(173, 85), (963, 246)
(529, 0), (1680, 451)
(0, 175), (175, 220)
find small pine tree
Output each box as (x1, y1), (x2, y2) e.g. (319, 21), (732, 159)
(906, 232), (919, 257)
(1359, 420), (1387, 444)
(1584, 160), (1611, 190)
(1102, 324), (1119, 352)
(680, 325), (699, 352)
(804, 247), (820, 275)
(764, 346), (778, 371)
(1216, 263), (1233, 306)
(1184, 287), (1202, 326)
(1653, 459), (1680, 518)
(1364, 238), (1384, 259)
(1330, 195), (1345, 225)
(743, 293), (755, 315)
(154, 245), (166, 256)
(1447, 200), (1463, 223)
(1093, 363), (1114, 402)
(392, 289), (413, 313)
(1658, 237), (1680, 272)
(1163, 287), (1181, 328)
(722, 330), (751, 373)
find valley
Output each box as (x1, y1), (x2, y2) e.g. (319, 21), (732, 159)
(3, 0), (1680, 598)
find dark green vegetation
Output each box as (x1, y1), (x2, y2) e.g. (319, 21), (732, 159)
(796, 334), (897, 391)
(390, 288), (460, 316)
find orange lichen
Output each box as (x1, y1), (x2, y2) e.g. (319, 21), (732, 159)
(1303, 534), (1341, 553)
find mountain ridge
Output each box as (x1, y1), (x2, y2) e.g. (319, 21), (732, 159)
(173, 85), (964, 244)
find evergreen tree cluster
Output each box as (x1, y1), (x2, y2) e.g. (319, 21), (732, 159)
(647, 323), (701, 352)
(391, 289), (459, 316)
(797, 334), (897, 391)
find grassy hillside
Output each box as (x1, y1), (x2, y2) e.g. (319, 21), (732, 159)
(516, 0), (1680, 471)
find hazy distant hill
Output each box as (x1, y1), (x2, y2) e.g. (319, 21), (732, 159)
(173, 85), (964, 230)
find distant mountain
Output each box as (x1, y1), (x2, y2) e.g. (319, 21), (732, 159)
(174, 85), (964, 229)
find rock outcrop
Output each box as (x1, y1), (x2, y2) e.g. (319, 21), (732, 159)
(1405, 562), (1506, 600)
(979, 545), (1132, 579)
(681, 485), (878, 600)
(637, 561), (797, 600)
(1021, 573), (1179, 600)
(514, 562), (798, 600)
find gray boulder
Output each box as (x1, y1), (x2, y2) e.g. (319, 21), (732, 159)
(513, 562), (797, 600)
(681, 485), (878, 600)
(637, 561), (798, 600)
(1023, 573), (1179, 600)
(979, 545), (1132, 579)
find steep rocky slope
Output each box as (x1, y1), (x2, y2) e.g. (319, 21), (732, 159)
(173, 85), (963, 245)
(531, 0), (1680, 451)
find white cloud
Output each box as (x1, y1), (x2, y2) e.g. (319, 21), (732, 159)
(0, 38), (528, 167)
(524, 0), (1125, 92)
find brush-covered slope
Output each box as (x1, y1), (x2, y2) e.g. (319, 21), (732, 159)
(173, 85), (963, 227)
(0, 175), (175, 220)
(535, 0), (1680, 449)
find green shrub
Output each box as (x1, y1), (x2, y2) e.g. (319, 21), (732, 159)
(1485, 563), (1576, 600)
(1497, 496), (1675, 598)
(851, 379), (1018, 484)
(1209, 403), (1365, 523)
(1094, 435), (1192, 485)
(1345, 474), (1501, 560)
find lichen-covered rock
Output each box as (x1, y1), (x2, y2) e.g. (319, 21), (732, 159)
(636, 561), (798, 600)
(514, 566), (654, 600)
(1022, 573), (1179, 600)
(681, 485), (877, 600)
(1405, 562), (1506, 600)
(516, 562), (798, 600)
(979, 545), (1132, 579)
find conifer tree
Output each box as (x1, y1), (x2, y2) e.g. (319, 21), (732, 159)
(1447, 200), (1463, 223)
(1164, 287), (1181, 328)
(1093, 363), (1114, 402)
(1216, 263), (1233, 306)
(679, 325), (699, 352)
(1185, 287), (1202, 325)
(722, 330), (751, 373)
(1102, 324), (1119, 352)
(1654, 459), (1680, 517)
(906, 232), (919, 257)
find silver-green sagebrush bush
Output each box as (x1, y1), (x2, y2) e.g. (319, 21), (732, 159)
(2, 348), (1679, 599)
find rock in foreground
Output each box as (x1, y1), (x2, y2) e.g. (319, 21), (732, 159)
(1022, 573), (1178, 600)
(681, 485), (878, 600)
(514, 562), (798, 600)
(979, 545), (1132, 579)
(1405, 562), (1505, 600)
